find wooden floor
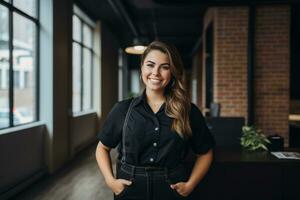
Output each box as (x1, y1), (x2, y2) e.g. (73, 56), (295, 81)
(12, 144), (117, 200)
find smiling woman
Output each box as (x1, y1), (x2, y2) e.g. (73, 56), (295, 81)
(140, 41), (192, 138)
(96, 41), (215, 200)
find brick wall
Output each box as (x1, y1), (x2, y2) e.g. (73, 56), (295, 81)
(214, 7), (249, 120)
(254, 6), (290, 144)
(202, 5), (290, 145)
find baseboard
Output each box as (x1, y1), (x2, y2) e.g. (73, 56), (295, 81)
(0, 169), (47, 200)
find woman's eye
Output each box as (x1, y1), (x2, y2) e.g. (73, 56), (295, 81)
(161, 66), (170, 70)
(147, 64), (154, 68)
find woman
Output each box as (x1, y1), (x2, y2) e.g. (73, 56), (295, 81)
(96, 41), (215, 200)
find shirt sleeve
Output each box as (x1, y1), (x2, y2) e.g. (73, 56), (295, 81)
(189, 103), (216, 154)
(97, 100), (129, 148)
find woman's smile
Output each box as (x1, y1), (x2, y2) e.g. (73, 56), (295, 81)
(148, 78), (162, 84)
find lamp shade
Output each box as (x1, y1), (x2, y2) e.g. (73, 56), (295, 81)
(125, 38), (147, 55)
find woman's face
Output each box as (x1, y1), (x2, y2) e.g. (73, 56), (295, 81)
(141, 50), (172, 92)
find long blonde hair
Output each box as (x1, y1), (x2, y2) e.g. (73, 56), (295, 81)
(141, 41), (192, 137)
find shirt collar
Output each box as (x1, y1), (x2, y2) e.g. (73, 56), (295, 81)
(132, 89), (147, 107)
(133, 89), (166, 113)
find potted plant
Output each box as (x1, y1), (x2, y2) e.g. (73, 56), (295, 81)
(240, 126), (271, 151)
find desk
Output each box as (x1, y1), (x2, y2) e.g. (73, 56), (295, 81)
(186, 148), (300, 200)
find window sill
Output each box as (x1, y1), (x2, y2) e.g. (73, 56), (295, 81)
(72, 110), (97, 118)
(0, 121), (45, 135)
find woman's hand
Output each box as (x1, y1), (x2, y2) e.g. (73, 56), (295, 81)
(170, 181), (195, 197)
(171, 150), (213, 197)
(107, 178), (132, 195)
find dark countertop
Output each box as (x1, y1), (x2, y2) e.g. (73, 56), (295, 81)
(212, 147), (300, 164)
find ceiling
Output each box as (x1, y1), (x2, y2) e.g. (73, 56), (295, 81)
(75, 0), (289, 68)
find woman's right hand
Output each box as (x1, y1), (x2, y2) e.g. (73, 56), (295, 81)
(108, 178), (132, 195)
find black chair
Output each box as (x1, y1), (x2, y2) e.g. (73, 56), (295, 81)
(210, 102), (221, 117)
(205, 117), (245, 148)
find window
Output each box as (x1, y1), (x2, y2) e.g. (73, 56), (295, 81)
(0, 0), (38, 129)
(130, 70), (141, 96)
(72, 5), (95, 114)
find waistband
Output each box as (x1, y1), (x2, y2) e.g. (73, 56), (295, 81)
(118, 160), (182, 176)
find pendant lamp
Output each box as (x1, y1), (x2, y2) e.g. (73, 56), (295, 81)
(125, 38), (147, 55)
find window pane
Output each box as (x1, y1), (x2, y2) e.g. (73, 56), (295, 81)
(13, 71), (20, 88)
(83, 24), (92, 48)
(24, 71), (30, 88)
(83, 48), (92, 110)
(72, 43), (81, 113)
(73, 15), (81, 42)
(13, 0), (36, 17)
(13, 13), (36, 125)
(0, 5), (9, 128)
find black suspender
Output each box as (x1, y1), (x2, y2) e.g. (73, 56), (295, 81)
(121, 98), (136, 164)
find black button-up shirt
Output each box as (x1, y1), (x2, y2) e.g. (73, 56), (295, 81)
(98, 91), (215, 168)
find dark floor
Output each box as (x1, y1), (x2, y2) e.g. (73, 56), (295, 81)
(11, 144), (118, 200)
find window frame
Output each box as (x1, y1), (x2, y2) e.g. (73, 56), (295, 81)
(0, 0), (40, 129)
(72, 4), (96, 115)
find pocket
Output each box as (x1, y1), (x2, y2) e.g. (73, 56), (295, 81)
(172, 188), (188, 199)
(164, 178), (188, 199)
(114, 166), (135, 199)
(114, 184), (130, 199)
(114, 178), (136, 199)
(166, 165), (190, 199)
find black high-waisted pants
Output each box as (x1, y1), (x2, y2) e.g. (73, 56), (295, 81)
(114, 161), (190, 200)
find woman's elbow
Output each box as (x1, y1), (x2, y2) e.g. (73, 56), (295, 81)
(96, 141), (111, 157)
(196, 149), (213, 160)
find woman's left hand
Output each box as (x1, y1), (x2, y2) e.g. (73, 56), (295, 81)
(170, 182), (194, 197)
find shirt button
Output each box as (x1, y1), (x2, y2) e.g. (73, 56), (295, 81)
(149, 158), (154, 162)
(153, 142), (157, 147)
(155, 127), (159, 131)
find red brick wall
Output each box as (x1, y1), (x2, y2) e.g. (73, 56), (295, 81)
(254, 6), (290, 145)
(214, 7), (249, 120)
(202, 5), (290, 145)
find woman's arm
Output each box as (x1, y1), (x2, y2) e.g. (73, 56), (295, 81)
(95, 141), (132, 195)
(170, 149), (213, 196)
(186, 149), (213, 189)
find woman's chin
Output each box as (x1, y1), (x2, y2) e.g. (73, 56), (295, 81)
(146, 85), (165, 91)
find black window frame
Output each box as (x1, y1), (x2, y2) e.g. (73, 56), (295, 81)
(0, 0), (40, 129)
(72, 6), (95, 114)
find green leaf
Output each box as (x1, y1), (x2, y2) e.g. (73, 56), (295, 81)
(240, 125), (269, 151)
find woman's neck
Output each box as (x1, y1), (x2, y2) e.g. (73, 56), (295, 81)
(145, 89), (165, 104)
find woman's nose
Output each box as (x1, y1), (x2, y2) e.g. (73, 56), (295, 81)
(151, 66), (160, 75)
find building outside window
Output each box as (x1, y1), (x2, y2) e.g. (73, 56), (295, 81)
(72, 5), (95, 114)
(0, 0), (38, 129)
